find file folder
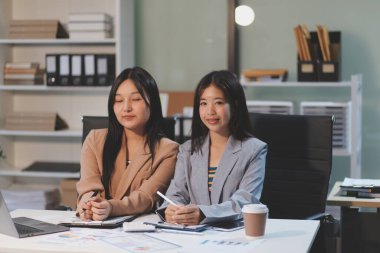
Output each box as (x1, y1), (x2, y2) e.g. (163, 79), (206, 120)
(46, 54), (59, 86)
(70, 54), (83, 86)
(84, 54), (96, 86)
(96, 54), (115, 86)
(58, 54), (71, 86)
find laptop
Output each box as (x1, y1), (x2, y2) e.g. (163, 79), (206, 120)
(0, 191), (69, 238)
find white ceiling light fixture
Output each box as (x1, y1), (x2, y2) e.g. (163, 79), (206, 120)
(235, 5), (255, 26)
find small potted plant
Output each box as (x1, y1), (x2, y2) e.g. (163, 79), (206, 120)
(0, 145), (6, 168)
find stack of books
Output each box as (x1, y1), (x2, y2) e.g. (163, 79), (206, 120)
(5, 111), (68, 131)
(3, 62), (44, 85)
(340, 177), (380, 198)
(241, 69), (288, 82)
(8, 20), (68, 39)
(68, 13), (113, 39)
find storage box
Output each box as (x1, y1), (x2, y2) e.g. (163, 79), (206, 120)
(317, 31), (341, 81)
(60, 179), (78, 210)
(318, 61), (340, 81)
(297, 60), (318, 81)
(297, 31), (341, 82)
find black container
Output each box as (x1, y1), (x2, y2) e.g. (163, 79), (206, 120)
(297, 31), (341, 82)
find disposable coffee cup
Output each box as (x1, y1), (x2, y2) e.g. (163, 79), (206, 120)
(242, 203), (269, 239)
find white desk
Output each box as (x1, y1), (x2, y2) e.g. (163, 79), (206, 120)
(0, 209), (319, 253)
(327, 181), (380, 253)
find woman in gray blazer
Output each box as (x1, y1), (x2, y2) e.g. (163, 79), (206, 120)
(157, 70), (267, 225)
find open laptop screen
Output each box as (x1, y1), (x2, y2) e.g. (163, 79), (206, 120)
(0, 191), (69, 238)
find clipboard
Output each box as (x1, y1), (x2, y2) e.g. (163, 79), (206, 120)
(59, 215), (138, 228)
(143, 221), (208, 232)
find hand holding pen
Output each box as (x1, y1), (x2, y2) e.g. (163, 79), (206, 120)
(156, 191), (202, 225)
(78, 190), (100, 220)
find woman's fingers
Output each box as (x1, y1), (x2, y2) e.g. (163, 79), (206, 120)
(171, 205), (202, 225)
(90, 199), (112, 221)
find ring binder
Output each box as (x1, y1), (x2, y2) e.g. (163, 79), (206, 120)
(46, 54), (59, 86)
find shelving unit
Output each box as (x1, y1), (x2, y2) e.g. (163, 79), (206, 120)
(241, 74), (362, 178)
(0, 0), (135, 183)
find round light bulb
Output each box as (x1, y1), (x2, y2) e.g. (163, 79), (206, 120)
(235, 5), (255, 26)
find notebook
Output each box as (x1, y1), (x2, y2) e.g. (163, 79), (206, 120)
(0, 191), (69, 238)
(59, 215), (138, 228)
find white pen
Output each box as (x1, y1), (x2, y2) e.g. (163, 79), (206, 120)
(159, 228), (204, 236)
(156, 191), (178, 206)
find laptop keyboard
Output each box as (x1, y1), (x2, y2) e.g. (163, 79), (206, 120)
(15, 223), (43, 235)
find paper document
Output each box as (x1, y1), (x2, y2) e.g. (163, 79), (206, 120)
(184, 238), (263, 253)
(123, 221), (156, 232)
(101, 234), (180, 253)
(341, 177), (380, 187)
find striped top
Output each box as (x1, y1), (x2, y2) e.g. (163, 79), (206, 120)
(208, 166), (217, 191)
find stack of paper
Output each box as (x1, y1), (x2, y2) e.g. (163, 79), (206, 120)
(340, 177), (380, 198)
(1, 183), (61, 211)
(4, 62), (44, 85)
(8, 20), (68, 39)
(5, 111), (68, 131)
(293, 24), (332, 62)
(68, 13), (113, 39)
(293, 25), (312, 61)
(316, 25), (331, 61)
(242, 69), (288, 82)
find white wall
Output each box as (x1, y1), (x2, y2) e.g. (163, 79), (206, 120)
(136, 0), (380, 181)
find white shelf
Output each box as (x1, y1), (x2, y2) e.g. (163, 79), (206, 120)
(242, 75), (362, 178)
(333, 149), (351, 156)
(0, 84), (111, 92)
(0, 129), (81, 137)
(0, 169), (79, 179)
(0, 0), (134, 183)
(0, 38), (116, 45)
(241, 80), (352, 87)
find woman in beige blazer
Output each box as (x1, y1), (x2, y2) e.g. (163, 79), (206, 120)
(77, 67), (179, 221)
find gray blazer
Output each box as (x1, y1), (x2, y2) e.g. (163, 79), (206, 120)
(158, 134), (267, 224)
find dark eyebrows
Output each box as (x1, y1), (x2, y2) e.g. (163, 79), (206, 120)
(114, 91), (141, 96)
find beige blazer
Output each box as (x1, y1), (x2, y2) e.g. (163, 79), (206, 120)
(76, 129), (179, 216)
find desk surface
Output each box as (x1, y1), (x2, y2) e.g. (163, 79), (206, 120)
(0, 209), (319, 253)
(327, 181), (380, 208)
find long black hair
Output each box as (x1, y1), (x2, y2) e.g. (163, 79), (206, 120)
(102, 66), (165, 199)
(191, 70), (253, 154)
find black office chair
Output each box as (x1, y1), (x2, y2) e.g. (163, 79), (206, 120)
(82, 116), (176, 143)
(249, 113), (336, 253)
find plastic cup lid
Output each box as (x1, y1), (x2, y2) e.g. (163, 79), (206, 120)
(242, 203), (269, 214)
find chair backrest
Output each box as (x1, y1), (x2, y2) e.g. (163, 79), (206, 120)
(82, 116), (176, 144)
(250, 113), (333, 219)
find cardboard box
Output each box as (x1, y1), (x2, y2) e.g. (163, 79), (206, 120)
(60, 179), (78, 210)
(167, 91), (194, 116)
